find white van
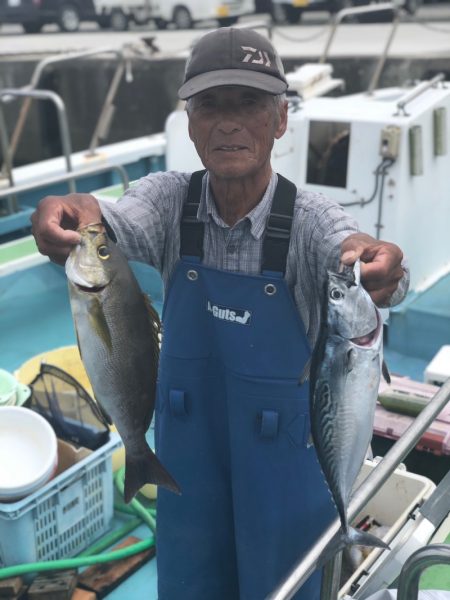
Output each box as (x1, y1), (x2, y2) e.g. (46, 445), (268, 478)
(96, 0), (255, 30)
(152, 0), (255, 29)
(94, 0), (255, 30)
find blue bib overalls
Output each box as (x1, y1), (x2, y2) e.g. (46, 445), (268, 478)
(155, 172), (336, 600)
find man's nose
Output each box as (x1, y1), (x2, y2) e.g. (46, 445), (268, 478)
(217, 117), (243, 134)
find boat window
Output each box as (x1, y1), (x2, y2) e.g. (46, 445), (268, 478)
(307, 121), (350, 188)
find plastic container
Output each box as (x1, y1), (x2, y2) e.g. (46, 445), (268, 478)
(0, 407), (58, 502)
(340, 461), (436, 598)
(425, 345), (450, 386)
(0, 433), (121, 568)
(0, 370), (30, 407)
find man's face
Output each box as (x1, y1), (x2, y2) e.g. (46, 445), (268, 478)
(187, 86), (287, 180)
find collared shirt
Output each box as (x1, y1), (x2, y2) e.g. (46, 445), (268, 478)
(99, 170), (409, 347)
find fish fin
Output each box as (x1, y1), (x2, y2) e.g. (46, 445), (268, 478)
(74, 323), (83, 362)
(88, 296), (113, 351)
(382, 359), (391, 384)
(299, 357), (312, 385)
(143, 293), (161, 356)
(94, 399), (113, 426)
(345, 348), (356, 373)
(124, 444), (181, 503)
(316, 526), (390, 570)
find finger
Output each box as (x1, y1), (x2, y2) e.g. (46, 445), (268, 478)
(340, 248), (364, 266)
(360, 261), (404, 284)
(44, 219), (81, 246)
(368, 288), (397, 306)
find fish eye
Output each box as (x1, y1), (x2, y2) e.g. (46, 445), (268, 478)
(97, 245), (110, 260)
(330, 288), (343, 301)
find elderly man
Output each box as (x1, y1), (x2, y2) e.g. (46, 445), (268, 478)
(32, 27), (407, 600)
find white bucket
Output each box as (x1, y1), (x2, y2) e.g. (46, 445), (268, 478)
(0, 406), (58, 502)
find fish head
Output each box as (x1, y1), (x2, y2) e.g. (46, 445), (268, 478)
(65, 223), (115, 292)
(327, 259), (378, 340)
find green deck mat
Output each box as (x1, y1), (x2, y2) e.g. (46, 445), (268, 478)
(420, 532), (450, 590)
(0, 237), (38, 265)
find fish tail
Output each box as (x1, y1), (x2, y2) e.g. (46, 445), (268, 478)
(346, 526), (390, 551)
(124, 445), (181, 503)
(316, 526), (389, 570)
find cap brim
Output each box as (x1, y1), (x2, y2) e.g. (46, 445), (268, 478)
(178, 68), (287, 100)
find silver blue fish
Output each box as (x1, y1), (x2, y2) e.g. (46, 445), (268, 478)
(307, 259), (389, 559)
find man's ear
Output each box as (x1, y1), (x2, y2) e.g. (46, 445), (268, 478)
(275, 100), (288, 139)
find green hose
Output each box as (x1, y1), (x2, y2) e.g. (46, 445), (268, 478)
(0, 467), (155, 580)
(0, 539), (153, 580)
(113, 469), (157, 533)
(79, 516), (143, 558)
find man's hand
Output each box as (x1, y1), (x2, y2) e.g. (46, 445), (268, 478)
(340, 233), (405, 306)
(31, 194), (102, 265)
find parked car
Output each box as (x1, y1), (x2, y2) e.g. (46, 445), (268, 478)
(0, 0), (256, 32)
(254, 0), (420, 24)
(151, 0), (255, 29)
(0, 0), (97, 33)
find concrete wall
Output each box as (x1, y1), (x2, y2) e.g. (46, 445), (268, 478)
(1, 54), (449, 166)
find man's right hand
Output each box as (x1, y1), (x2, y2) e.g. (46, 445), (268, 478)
(31, 193), (102, 265)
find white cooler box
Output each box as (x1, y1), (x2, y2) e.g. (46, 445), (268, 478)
(339, 461), (436, 599)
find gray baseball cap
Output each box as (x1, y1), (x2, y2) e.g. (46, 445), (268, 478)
(178, 27), (288, 100)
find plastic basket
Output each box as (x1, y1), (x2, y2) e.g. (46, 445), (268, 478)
(0, 433), (122, 567)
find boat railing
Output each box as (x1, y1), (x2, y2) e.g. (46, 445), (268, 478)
(0, 88), (75, 201)
(266, 376), (450, 600)
(0, 163), (129, 205)
(1, 47), (121, 176)
(319, 2), (400, 63)
(397, 544), (450, 600)
(394, 73), (447, 116)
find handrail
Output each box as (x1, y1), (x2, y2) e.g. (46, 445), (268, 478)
(395, 73), (446, 116)
(320, 3), (399, 64)
(3, 47), (120, 173)
(266, 376), (450, 600)
(0, 163), (129, 201)
(397, 544), (450, 600)
(0, 88), (75, 194)
(366, 14), (400, 94)
(87, 59), (126, 157)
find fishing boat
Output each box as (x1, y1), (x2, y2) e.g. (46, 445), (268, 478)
(0, 6), (449, 599)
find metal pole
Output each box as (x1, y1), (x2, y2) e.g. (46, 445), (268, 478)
(0, 89), (75, 192)
(395, 73), (446, 116)
(320, 3), (397, 64)
(87, 60), (126, 156)
(320, 553), (342, 600)
(367, 16), (400, 95)
(266, 377), (450, 600)
(0, 104), (18, 214)
(397, 544), (450, 600)
(2, 47), (118, 174)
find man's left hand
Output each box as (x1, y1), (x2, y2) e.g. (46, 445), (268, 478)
(340, 233), (405, 307)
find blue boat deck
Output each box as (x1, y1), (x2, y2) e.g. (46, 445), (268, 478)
(0, 246), (449, 598)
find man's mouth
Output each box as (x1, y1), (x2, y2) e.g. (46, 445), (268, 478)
(215, 145), (247, 152)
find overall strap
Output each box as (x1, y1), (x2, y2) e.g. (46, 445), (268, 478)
(180, 170), (206, 259)
(261, 174), (297, 275)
